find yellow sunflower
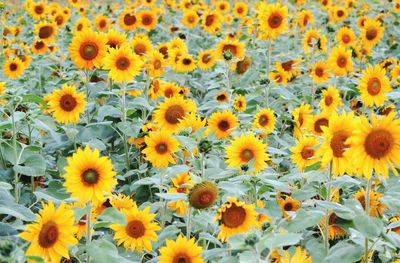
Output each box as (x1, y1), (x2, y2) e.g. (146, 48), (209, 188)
(253, 108), (276, 134)
(233, 2), (248, 18)
(167, 173), (193, 215)
(302, 28), (327, 53)
(201, 11), (221, 34)
(225, 133), (270, 173)
(215, 197), (257, 242)
(139, 10), (157, 30)
(310, 60), (330, 84)
(119, 11), (137, 31)
(111, 206), (160, 253)
(142, 130), (181, 167)
(20, 201), (78, 263)
(276, 58), (302, 78)
(182, 9), (199, 28)
(281, 246), (312, 263)
(28, 1), (47, 20)
(258, 3), (288, 40)
(330, 6), (347, 23)
(103, 44), (144, 83)
(327, 46), (353, 76)
(345, 112), (400, 179)
(215, 91), (229, 104)
(355, 189), (388, 217)
(197, 50), (216, 70)
(146, 50), (165, 77)
(69, 202), (97, 240)
(279, 197), (301, 218)
(357, 64), (391, 107)
(236, 56), (252, 75)
(290, 136), (320, 172)
(336, 26), (356, 48)
(35, 22), (57, 43)
(69, 29), (108, 69)
(361, 19), (384, 50)
(292, 103), (313, 138)
(320, 213), (347, 240)
(317, 111), (358, 176)
(318, 86), (343, 113)
(109, 193), (137, 212)
(63, 146), (117, 204)
(178, 113), (206, 133)
(216, 38), (245, 60)
(3, 57), (25, 79)
(153, 96), (196, 133)
(73, 17), (91, 33)
(188, 181), (219, 209)
(269, 70), (290, 86)
(131, 34), (153, 57)
(176, 53), (197, 73)
(32, 40), (48, 55)
(391, 64), (400, 84)
(159, 235), (204, 263)
(233, 95), (246, 112)
(46, 84), (86, 124)
(106, 29), (127, 49)
(297, 10), (314, 31)
(207, 110), (239, 139)
(94, 15), (109, 31)
(307, 113), (330, 136)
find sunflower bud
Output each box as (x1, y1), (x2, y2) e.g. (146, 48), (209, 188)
(198, 139), (212, 154)
(188, 181), (218, 209)
(245, 233), (259, 246)
(223, 50), (233, 61)
(240, 164), (249, 172)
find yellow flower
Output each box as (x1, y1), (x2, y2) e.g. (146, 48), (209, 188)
(35, 22), (57, 43)
(253, 108), (276, 134)
(201, 11), (221, 34)
(46, 84), (86, 124)
(302, 29), (327, 53)
(182, 9), (199, 28)
(258, 3), (288, 40)
(310, 60), (331, 84)
(19, 201), (78, 263)
(290, 136), (320, 172)
(297, 10), (314, 31)
(281, 246), (312, 263)
(215, 197), (257, 242)
(189, 181), (219, 209)
(3, 57), (25, 79)
(336, 26), (356, 48)
(355, 189), (388, 217)
(175, 53), (197, 73)
(225, 133), (270, 173)
(63, 146), (117, 204)
(233, 2), (248, 18)
(318, 86), (343, 114)
(292, 103), (313, 138)
(159, 235), (204, 263)
(131, 33), (153, 56)
(119, 11), (137, 31)
(197, 50), (216, 70)
(106, 29), (127, 49)
(279, 197), (301, 218)
(207, 110), (239, 139)
(233, 95), (246, 112)
(0, 82), (5, 96)
(357, 64), (391, 107)
(94, 15), (109, 31)
(28, 1), (47, 20)
(111, 206), (160, 253)
(216, 38), (245, 60)
(361, 18), (384, 50)
(179, 112), (206, 133)
(327, 46), (353, 76)
(142, 130), (181, 167)
(146, 50), (166, 77)
(320, 213), (347, 240)
(139, 10), (157, 30)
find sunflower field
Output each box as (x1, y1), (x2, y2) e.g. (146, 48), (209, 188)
(1, 0), (400, 262)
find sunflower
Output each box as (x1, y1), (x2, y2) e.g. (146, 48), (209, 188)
(106, 29), (127, 49)
(297, 10), (314, 31)
(215, 91), (229, 104)
(225, 133), (270, 173)
(281, 246), (312, 263)
(258, 3), (288, 40)
(331, 6), (347, 23)
(0, 82), (5, 96)
(276, 58), (302, 78)
(292, 103), (313, 138)
(197, 49), (216, 70)
(336, 26), (356, 48)
(216, 38), (245, 60)
(354, 189), (388, 217)
(233, 2), (248, 18)
(111, 206), (160, 253)
(201, 11), (221, 34)
(175, 53), (196, 73)
(69, 202), (97, 240)
(269, 70), (290, 86)
(149, 79), (162, 100)
(103, 44), (143, 83)
(236, 56), (252, 75)
(153, 96), (196, 133)
(317, 111), (357, 176)
(253, 108), (276, 134)
(290, 136), (320, 172)
(159, 81), (182, 98)
(28, 1), (47, 20)
(233, 95), (246, 113)
(46, 84), (86, 124)
(3, 57), (25, 79)
(69, 29), (108, 70)
(307, 113), (330, 136)
(142, 130), (180, 167)
(167, 173), (193, 215)
(318, 86), (343, 113)
(110, 193), (137, 212)
(279, 197), (301, 218)
(139, 10), (157, 30)
(361, 19), (384, 50)
(63, 146), (117, 204)
(391, 64), (400, 85)
(255, 200), (273, 228)
(328, 46), (353, 76)
(320, 213), (347, 240)
(207, 110), (239, 139)
(74, 17), (91, 33)
(310, 60), (330, 84)
(35, 22), (57, 43)
(146, 50), (165, 77)
(302, 28), (327, 53)
(357, 64), (391, 107)
(215, 197), (257, 242)
(32, 40), (48, 55)
(20, 201), (77, 263)
(389, 216), (400, 235)
(345, 112), (400, 179)
(53, 11), (69, 27)
(159, 235), (204, 263)
(119, 11), (137, 31)
(168, 37), (188, 53)
(94, 15), (109, 31)
(178, 113), (206, 133)
(216, 1), (230, 13)
(182, 9), (199, 28)
(188, 181), (218, 209)
(131, 34), (153, 56)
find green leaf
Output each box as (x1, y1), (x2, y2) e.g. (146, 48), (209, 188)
(0, 189), (36, 221)
(324, 242), (363, 263)
(22, 94), (46, 107)
(25, 256), (45, 263)
(14, 154), (46, 176)
(258, 233), (302, 251)
(316, 201), (355, 220)
(155, 193), (187, 200)
(353, 213), (383, 239)
(287, 209), (325, 232)
(97, 207), (126, 226)
(88, 239), (132, 263)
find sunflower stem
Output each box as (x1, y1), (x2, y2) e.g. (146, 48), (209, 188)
(86, 203), (92, 263)
(364, 177), (372, 263)
(159, 169), (166, 228)
(84, 69), (91, 124)
(201, 153), (205, 178)
(310, 48), (315, 105)
(121, 82), (130, 170)
(186, 206), (192, 239)
(11, 104), (20, 203)
(324, 161), (333, 256)
(266, 39), (271, 106)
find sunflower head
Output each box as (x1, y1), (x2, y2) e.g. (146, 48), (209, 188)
(188, 181), (219, 209)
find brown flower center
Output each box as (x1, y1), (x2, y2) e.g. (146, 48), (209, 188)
(159, 46), (168, 59)
(367, 77), (381, 95)
(164, 88), (175, 98)
(237, 7), (244, 14)
(125, 220), (145, 238)
(153, 59), (162, 69)
(78, 215), (87, 226)
(77, 24), (83, 31)
(142, 15), (153, 26)
(330, 130), (349, 157)
(205, 15), (215, 27)
(199, 191), (213, 206)
(156, 143), (168, 154)
(124, 13), (136, 26)
(366, 28), (378, 41)
(329, 213), (338, 225)
(258, 115), (269, 126)
(116, 56), (130, 70)
(99, 19), (107, 29)
(81, 169), (99, 185)
(324, 95), (333, 106)
(217, 120), (230, 131)
(134, 43), (146, 55)
(165, 105), (184, 124)
(268, 13), (283, 29)
(35, 5), (44, 15)
(202, 54), (212, 64)
(79, 42), (99, 60)
(222, 44), (238, 57)
(284, 202), (293, 211)
(9, 63), (18, 71)
(173, 254), (191, 263)
(216, 94), (226, 101)
(240, 149), (254, 162)
(300, 147), (314, 160)
(337, 10), (344, 17)
(342, 34), (351, 44)
(38, 26), (54, 39)
(364, 129), (393, 159)
(59, 94), (77, 112)
(221, 204), (246, 228)
(314, 118), (329, 133)
(182, 58), (192, 65)
(38, 222), (59, 248)
(336, 55), (347, 68)
(315, 66), (324, 77)
(281, 60), (294, 71)
(35, 41), (45, 50)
